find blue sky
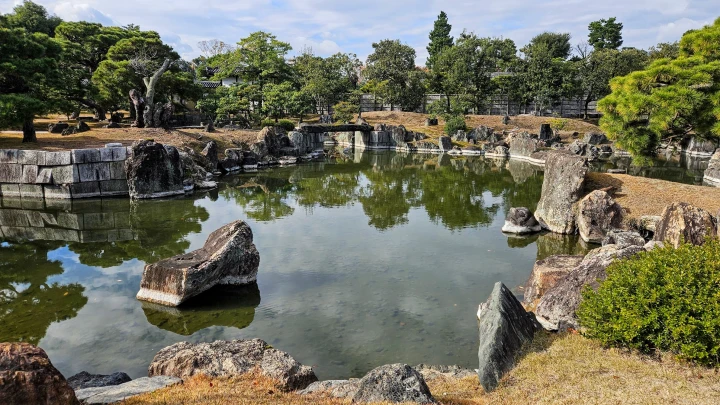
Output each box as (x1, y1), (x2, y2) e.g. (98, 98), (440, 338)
(1, 0), (718, 64)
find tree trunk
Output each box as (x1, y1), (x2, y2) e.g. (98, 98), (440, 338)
(22, 116), (37, 143)
(129, 89), (145, 127)
(584, 96), (592, 120)
(94, 107), (107, 121)
(142, 58), (172, 128)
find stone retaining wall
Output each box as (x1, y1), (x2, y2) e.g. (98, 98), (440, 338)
(0, 145), (130, 199)
(0, 203), (135, 243)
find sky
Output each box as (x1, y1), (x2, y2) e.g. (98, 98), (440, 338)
(1, 0), (718, 64)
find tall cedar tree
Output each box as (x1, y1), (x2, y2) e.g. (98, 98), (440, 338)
(426, 11), (453, 70)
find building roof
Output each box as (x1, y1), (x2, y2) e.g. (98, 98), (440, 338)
(199, 81), (222, 89)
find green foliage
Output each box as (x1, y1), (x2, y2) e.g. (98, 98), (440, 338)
(598, 18), (720, 156)
(3, 1), (61, 36)
(648, 42), (680, 61)
(262, 81), (296, 121)
(0, 27), (63, 140)
(365, 39), (417, 110)
(261, 118), (295, 131)
(588, 17), (624, 50)
(426, 11), (453, 70)
(332, 101), (356, 123)
(294, 50), (361, 112)
(578, 241), (720, 365)
(523, 32), (572, 60)
(444, 114), (466, 135)
(549, 117), (568, 131)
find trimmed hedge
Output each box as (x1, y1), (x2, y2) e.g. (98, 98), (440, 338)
(261, 119), (295, 132)
(577, 241), (720, 365)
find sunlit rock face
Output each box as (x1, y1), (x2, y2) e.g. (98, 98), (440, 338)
(137, 221), (260, 306)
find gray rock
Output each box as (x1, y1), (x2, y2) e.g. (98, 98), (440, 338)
(452, 130), (468, 142)
(684, 137), (717, 156)
(257, 126), (281, 155)
(470, 125), (495, 142)
(569, 140), (587, 155)
(492, 145), (509, 156)
(583, 132), (607, 145)
(201, 141), (218, 172)
(414, 364), (476, 381)
(67, 371), (131, 390)
(644, 241), (665, 251)
(535, 244), (645, 330)
(539, 124), (553, 141)
(476, 282), (539, 392)
(137, 220), (260, 306)
(501, 207), (542, 234)
(602, 230), (646, 249)
(0, 342), (79, 405)
(75, 376), (180, 404)
(508, 132), (541, 157)
(502, 115), (510, 125)
(576, 190), (623, 244)
(76, 121), (91, 133)
(125, 141), (184, 199)
(299, 379), (360, 398)
(524, 255), (584, 307)
(352, 363), (435, 404)
(148, 339), (316, 391)
(48, 122), (69, 133)
(653, 202), (717, 248)
(534, 151), (588, 234)
(703, 149), (720, 185)
(250, 141), (268, 158)
(438, 136), (452, 152)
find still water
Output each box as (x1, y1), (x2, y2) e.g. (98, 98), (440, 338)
(0, 150), (695, 380)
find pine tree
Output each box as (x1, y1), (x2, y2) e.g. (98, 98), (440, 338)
(426, 11), (453, 70)
(588, 17), (624, 50)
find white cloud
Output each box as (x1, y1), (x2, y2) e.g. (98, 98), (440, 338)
(11, 0), (720, 65)
(53, 2), (114, 26)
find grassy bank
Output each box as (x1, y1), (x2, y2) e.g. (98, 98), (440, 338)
(586, 172), (720, 221)
(125, 333), (720, 405)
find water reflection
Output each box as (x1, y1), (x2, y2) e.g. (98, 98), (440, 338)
(142, 284), (261, 336)
(0, 242), (87, 345)
(592, 153), (709, 185)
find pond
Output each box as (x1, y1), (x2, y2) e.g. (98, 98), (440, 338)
(0, 150), (694, 381)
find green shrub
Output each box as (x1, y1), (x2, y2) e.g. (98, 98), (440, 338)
(577, 241), (720, 365)
(444, 115), (466, 135)
(332, 101), (356, 124)
(549, 117), (569, 132)
(261, 119), (295, 131)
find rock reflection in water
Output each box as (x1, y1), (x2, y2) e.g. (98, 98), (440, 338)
(141, 284), (261, 335)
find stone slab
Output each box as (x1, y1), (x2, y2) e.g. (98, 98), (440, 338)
(75, 376), (182, 405)
(24, 210), (45, 227)
(19, 184), (44, 199)
(50, 228), (80, 242)
(57, 212), (83, 229)
(44, 198), (72, 210)
(0, 149), (18, 164)
(80, 230), (111, 243)
(21, 165), (38, 183)
(51, 165), (79, 184)
(0, 209), (30, 227)
(40, 212), (58, 226)
(45, 151), (72, 166)
(109, 161), (127, 180)
(79, 163), (111, 182)
(72, 148), (102, 164)
(18, 150), (45, 165)
(69, 182), (101, 199)
(100, 148), (114, 162)
(0, 184), (20, 197)
(111, 147), (127, 161)
(0, 164), (23, 183)
(83, 212), (115, 230)
(44, 185), (73, 199)
(100, 180), (129, 197)
(36, 168), (53, 184)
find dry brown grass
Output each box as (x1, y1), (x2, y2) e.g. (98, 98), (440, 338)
(124, 334), (720, 405)
(587, 172), (720, 221)
(359, 111), (601, 142)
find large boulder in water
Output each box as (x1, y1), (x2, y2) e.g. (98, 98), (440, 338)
(0, 342), (79, 405)
(148, 339), (317, 391)
(653, 202), (717, 248)
(201, 141), (218, 172)
(523, 255), (584, 309)
(257, 126), (281, 155)
(352, 364), (435, 404)
(703, 149), (720, 185)
(137, 221), (260, 306)
(125, 140), (185, 199)
(508, 132), (542, 157)
(534, 150), (588, 234)
(535, 244), (644, 330)
(576, 190), (623, 244)
(502, 207), (542, 234)
(476, 282), (540, 392)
